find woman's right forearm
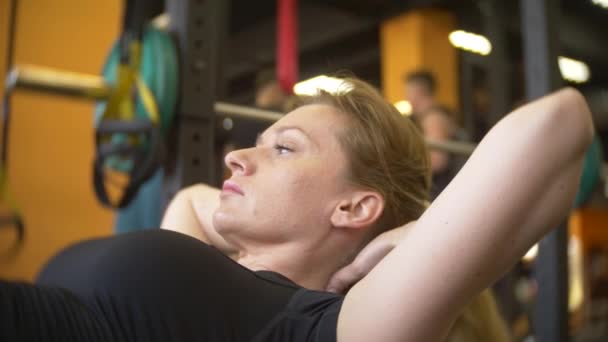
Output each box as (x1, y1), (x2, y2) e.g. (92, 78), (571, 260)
(161, 184), (239, 256)
(160, 186), (208, 242)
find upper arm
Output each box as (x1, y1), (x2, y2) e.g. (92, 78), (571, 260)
(161, 184), (237, 255)
(338, 88), (594, 342)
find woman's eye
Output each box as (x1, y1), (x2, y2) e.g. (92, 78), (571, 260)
(274, 144), (293, 155)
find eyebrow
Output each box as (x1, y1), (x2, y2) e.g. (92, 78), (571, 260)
(257, 126), (318, 148)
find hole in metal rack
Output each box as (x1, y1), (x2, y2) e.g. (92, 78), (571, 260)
(192, 157), (200, 166)
(192, 60), (206, 73)
(222, 118), (233, 131)
(193, 133), (200, 142)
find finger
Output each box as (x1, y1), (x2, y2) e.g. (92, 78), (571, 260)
(326, 272), (350, 293)
(326, 274), (351, 294)
(326, 263), (365, 294)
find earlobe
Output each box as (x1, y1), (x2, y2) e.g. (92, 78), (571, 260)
(331, 192), (384, 230)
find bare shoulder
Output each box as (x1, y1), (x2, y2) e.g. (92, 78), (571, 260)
(160, 184), (220, 244)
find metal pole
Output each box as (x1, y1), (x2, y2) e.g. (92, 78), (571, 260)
(215, 102), (284, 123)
(163, 0), (229, 200)
(6, 65), (111, 100)
(214, 103), (476, 155)
(459, 53), (476, 141)
(521, 1), (568, 341)
(483, 0), (511, 127)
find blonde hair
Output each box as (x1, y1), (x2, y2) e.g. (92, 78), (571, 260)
(446, 290), (512, 342)
(295, 77), (431, 232)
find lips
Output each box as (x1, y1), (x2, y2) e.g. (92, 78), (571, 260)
(222, 180), (244, 195)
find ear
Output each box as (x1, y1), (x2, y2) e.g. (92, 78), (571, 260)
(330, 191), (385, 230)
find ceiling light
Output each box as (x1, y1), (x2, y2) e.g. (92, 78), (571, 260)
(522, 244), (538, 263)
(591, 0), (608, 9)
(394, 100), (412, 115)
(448, 30), (492, 56)
(151, 13), (169, 30)
(293, 75), (352, 96)
(558, 56), (590, 83)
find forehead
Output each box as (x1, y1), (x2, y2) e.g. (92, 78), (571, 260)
(268, 104), (347, 136)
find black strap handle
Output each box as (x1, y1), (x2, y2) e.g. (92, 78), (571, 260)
(93, 119), (165, 208)
(0, 213), (25, 256)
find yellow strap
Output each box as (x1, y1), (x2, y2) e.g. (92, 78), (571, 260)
(100, 40), (159, 125)
(0, 166), (22, 217)
(135, 75), (159, 124)
(101, 42), (141, 121)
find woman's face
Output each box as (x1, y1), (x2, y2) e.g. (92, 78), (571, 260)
(212, 104), (352, 246)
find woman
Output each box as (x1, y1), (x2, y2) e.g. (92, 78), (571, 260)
(2, 78), (593, 342)
(160, 78), (431, 290)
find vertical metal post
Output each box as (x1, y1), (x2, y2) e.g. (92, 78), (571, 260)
(483, 0), (510, 126)
(521, 1), (568, 341)
(164, 0), (229, 200)
(459, 53), (475, 139)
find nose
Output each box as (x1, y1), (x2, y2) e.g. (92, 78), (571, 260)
(225, 147), (256, 176)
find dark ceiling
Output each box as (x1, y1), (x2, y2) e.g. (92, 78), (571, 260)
(224, 0), (608, 119)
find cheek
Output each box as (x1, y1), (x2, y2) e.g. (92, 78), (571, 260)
(254, 157), (347, 216)
(256, 168), (320, 210)
(277, 168), (341, 205)
(261, 172), (312, 203)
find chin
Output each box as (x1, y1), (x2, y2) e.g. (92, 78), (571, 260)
(212, 208), (240, 236)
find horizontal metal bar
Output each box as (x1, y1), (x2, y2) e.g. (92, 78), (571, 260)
(213, 102), (476, 156)
(425, 138), (476, 156)
(6, 65), (111, 99)
(5, 64), (477, 156)
(214, 102), (284, 122)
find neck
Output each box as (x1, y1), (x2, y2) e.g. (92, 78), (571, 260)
(235, 240), (353, 290)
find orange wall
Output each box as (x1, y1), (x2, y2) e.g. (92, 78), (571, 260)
(380, 9), (459, 113)
(0, 0), (17, 272)
(0, 0), (9, 92)
(0, 0), (122, 280)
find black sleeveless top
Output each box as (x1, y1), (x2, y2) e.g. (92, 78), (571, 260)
(1, 230), (343, 342)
